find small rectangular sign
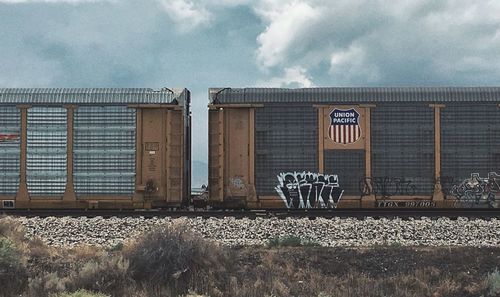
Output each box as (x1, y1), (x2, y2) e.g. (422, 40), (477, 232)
(377, 200), (437, 208)
(145, 142), (159, 151)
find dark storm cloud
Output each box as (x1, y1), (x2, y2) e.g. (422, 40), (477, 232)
(0, 1), (262, 162)
(1, 0), (500, 162)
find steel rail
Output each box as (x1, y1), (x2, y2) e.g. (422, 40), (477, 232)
(2, 208), (500, 219)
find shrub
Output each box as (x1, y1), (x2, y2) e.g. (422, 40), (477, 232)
(27, 272), (68, 297)
(27, 236), (53, 259)
(183, 290), (210, 297)
(27, 254), (131, 297)
(487, 268), (500, 297)
(0, 237), (28, 297)
(53, 289), (110, 297)
(67, 245), (105, 262)
(66, 255), (131, 297)
(0, 215), (26, 243)
(125, 225), (230, 296)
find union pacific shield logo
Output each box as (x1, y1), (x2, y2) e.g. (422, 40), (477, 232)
(329, 108), (361, 144)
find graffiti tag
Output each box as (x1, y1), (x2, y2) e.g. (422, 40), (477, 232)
(275, 172), (344, 209)
(0, 133), (19, 142)
(435, 176), (457, 198)
(359, 177), (416, 199)
(450, 172), (500, 208)
(230, 176), (246, 190)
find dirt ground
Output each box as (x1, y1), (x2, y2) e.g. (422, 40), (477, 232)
(230, 245), (500, 297)
(233, 245), (500, 277)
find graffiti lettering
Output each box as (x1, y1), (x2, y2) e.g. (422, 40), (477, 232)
(377, 201), (436, 208)
(450, 172), (500, 208)
(435, 176), (456, 198)
(359, 177), (416, 199)
(275, 172), (344, 209)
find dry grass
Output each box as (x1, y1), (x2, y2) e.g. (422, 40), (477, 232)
(53, 289), (110, 297)
(0, 215), (26, 243)
(1, 216), (499, 297)
(487, 269), (500, 296)
(67, 245), (106, 262)
(226, 264), (491, 297)
(27, 252), (132, 297)
(66, 254), (131, 296)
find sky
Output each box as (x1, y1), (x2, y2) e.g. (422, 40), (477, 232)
(1, 0), (500, 165)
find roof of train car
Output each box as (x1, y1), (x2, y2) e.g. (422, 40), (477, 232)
(0, 88), (188, 105)
(209, 87), (500, 104)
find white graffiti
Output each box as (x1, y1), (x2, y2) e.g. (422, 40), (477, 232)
(275, 171), (344, 209)
(230, 177), (246, 190)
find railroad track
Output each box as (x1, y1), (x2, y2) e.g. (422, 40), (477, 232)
(2, 208), (500, 219)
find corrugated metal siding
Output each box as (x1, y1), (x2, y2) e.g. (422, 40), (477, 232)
(212, 87), (500, 104)
(0, 88), (178, 104)
(441, 104), (500, 186)
(27, 107), (67, 196)
(74, 106), (136, 196)
(255, 103), (317, 195)
(371, 104), (434, 195)
(324, 150), (365, 196)
(0, 106), (20, 195)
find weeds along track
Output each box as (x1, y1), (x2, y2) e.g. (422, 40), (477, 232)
(2, 208), (500, 219)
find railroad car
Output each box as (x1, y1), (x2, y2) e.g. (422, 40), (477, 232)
(0, 88), (191, 209)
(208, 87), (500, 209)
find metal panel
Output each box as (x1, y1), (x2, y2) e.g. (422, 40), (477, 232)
(211, 87), (500, 104)
(27, 107), (67, 196)
(0, 88), (181, 105)
(371, 104), (434, 195)
(441, 104), (500, 187)
(0, 106), (20, 195)
(74, 106), (136, 196)
(255, 103), (317, 195)
(324, 150), (365, 196)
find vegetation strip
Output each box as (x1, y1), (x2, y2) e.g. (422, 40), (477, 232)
(1, 216), (500, 297)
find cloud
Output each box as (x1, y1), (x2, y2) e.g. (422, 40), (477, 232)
(156, 0), (256, 32)
(329, 45), (380, 84)
(251, 0), (500, 85)
(0, 0), (225, 33)
(0, 0), (107, 3)
(255, 0), (320, 68)
(158, 0), (212, 32)
(1, 0), (500, 161)
(256, 66), (314, 87)
(0, 1), (264, 162)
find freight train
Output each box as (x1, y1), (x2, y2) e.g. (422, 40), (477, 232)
(1, 87), (500, 210)
(0, 88), (190, 209)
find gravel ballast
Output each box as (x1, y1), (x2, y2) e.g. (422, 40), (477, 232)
(13, 216), (500, 248)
